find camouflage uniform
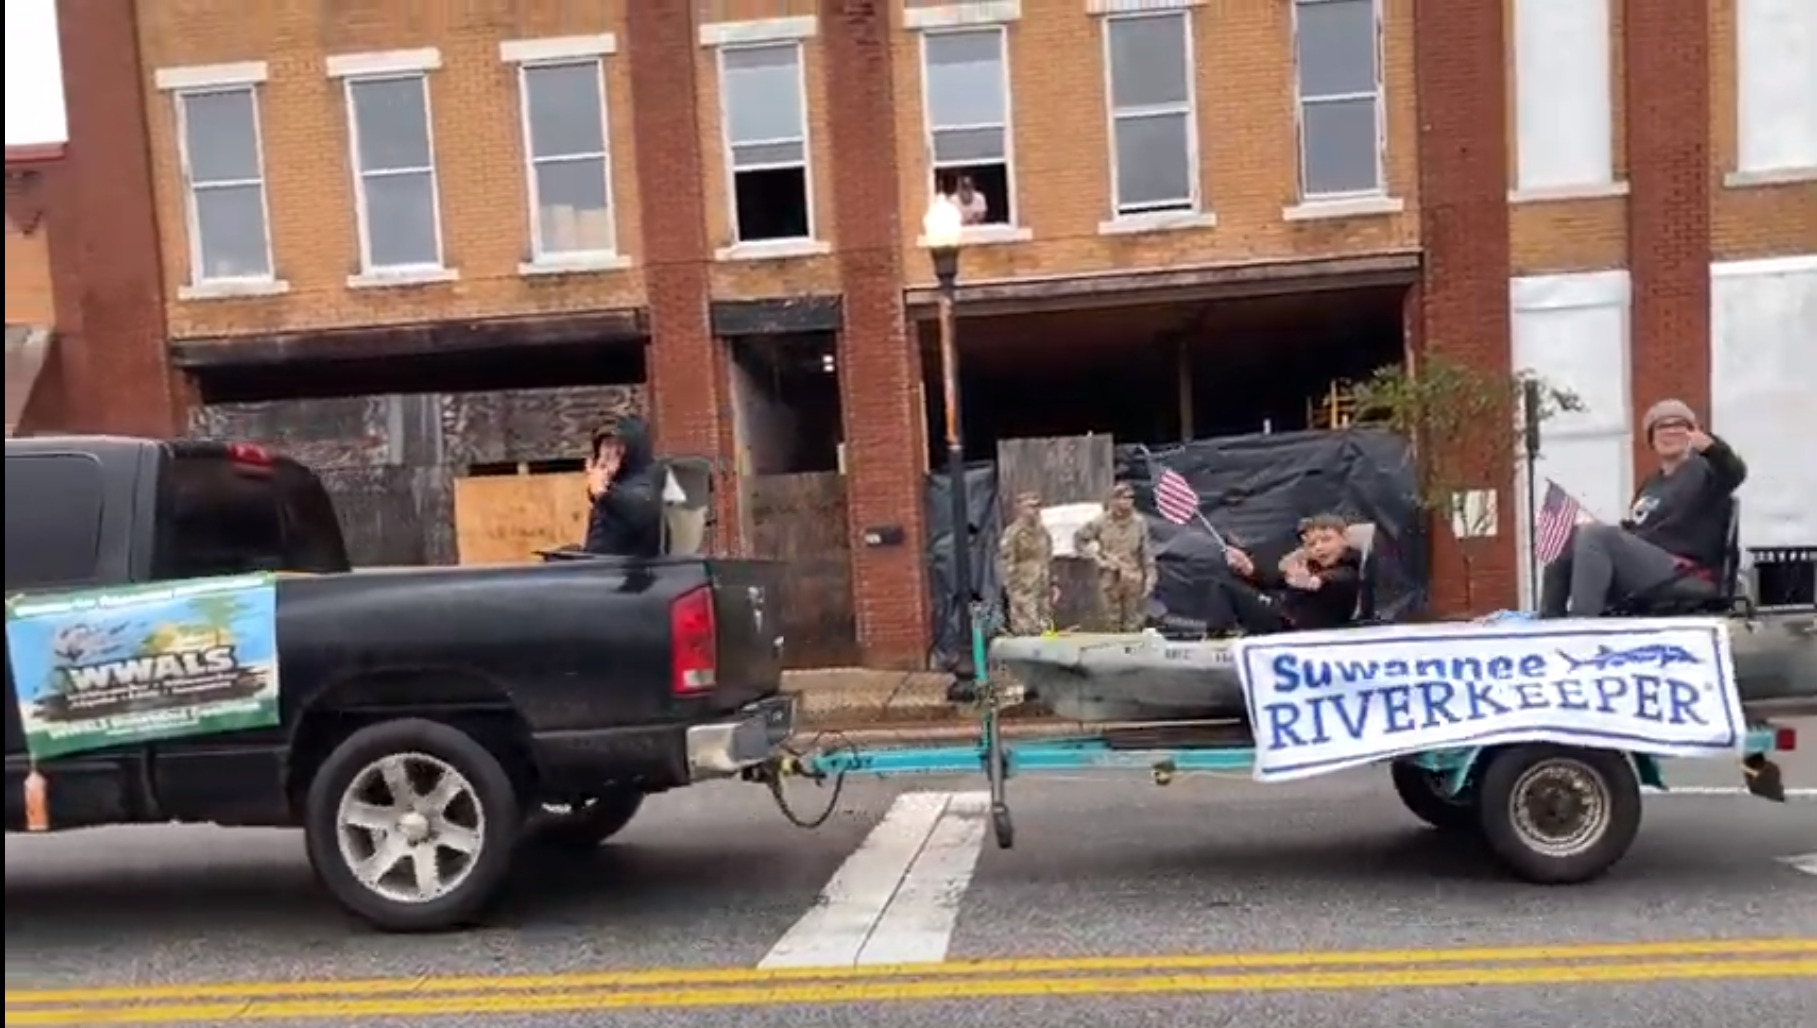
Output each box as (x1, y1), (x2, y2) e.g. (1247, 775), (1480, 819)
(1074, 493), (1155, 633)
(998, 503), (1054, 635)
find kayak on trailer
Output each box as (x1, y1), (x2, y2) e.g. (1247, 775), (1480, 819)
(991, 611), (1817, 724)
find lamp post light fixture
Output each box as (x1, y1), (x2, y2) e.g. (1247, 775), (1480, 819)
(922, 195), (975, 701)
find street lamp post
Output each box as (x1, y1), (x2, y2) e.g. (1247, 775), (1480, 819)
(922, 196), (974, 702)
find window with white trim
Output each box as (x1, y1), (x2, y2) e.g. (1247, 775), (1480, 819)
(1291, 0), (1385, 198)
(1103, 12), (1197, 216)
(518, 59), (616, 258)
(1736, 0), (1817, 176)
(720, 42), (814, 244)
(921, 27), (1014, 226)
(344, 74), (444, 271)
(175, 87), (275, 282)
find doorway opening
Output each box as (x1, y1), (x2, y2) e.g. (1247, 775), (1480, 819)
(728, 332), (843, 475)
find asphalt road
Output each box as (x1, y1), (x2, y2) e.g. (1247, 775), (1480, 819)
(6, 720), (1814, 1027)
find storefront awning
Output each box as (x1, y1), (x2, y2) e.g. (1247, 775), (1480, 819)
(5, 323), (54, 436)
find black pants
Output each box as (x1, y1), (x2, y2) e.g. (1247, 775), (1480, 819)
(1214, 577), (1295, 635)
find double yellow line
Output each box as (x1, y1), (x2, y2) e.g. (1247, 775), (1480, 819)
(8, 939), (1814, 1024)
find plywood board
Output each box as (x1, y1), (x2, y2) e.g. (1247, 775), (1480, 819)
(995, 435), (1117, 630)
(747, 472), (861, 668)
(994, 435), (1116, 521)
(453, 471), (591, 565)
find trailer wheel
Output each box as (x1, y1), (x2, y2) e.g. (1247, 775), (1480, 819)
(1389, 761), (1479, 833)
(530, 790), (645, 849)
(304, 718), (522, 932)
(1476, 744), (1641, 885)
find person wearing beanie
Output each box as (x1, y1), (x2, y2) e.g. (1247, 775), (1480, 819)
(1540, 398), (1747, 617)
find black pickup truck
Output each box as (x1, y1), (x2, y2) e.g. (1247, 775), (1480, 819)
(4, 436), (791, 931)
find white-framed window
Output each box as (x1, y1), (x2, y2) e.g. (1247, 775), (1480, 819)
(331, 52), (446, 276)
(516, 59), (616, 260)
(1290, 0), (1386, 199)
(1102, 11), (1198, 217)
(174, 87), (276, 284)
(718, 41), (815, 244)
(1734, 0), (1817, 178)
(920, 26), (1016, 226)
(155, 63), (278, 290)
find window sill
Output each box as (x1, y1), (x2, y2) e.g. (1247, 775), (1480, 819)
(346, 268), (460, 290)
(1723, 167), (1817, 189)
(713, 239), (833, 262)
(1508, 181), (1630, 204)
(915, 224), (1033, 248)
(1097, 211), (1217, 236)
(518, 253), (632, 277)
(1281, 195), (1405, 222)
(177, 279), (290, 301)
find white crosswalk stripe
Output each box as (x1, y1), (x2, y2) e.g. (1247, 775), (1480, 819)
(759, 791), (989, 969)
(1778, 853), (1817, 877)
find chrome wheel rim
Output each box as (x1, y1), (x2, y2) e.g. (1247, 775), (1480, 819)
(1508, 759), (1609, 858)
(336, 752), (485, 904)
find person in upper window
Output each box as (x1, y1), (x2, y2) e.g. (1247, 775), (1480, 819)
(1539, 398), (1747, 617)
(1220, 513), (1363, 634)
(582, 416), (662, 558)
(953, 174), (988, 225)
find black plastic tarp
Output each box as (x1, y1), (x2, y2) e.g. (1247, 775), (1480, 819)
(924, 461), (1002, 669)
(923, 429), (1428, 663)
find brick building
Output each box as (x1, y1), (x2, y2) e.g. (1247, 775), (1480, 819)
(26, 0), (1816, 666)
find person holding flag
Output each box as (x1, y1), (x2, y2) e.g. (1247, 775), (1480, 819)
(1221, 514), (1364, 633)
(1145, 454), (1359, 634)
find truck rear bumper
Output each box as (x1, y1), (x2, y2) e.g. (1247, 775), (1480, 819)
(686, 695), (796, 779)
(531, 694), (796, 793)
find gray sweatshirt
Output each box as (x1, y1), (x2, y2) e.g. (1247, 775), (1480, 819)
(1624, 436), (1748, 570)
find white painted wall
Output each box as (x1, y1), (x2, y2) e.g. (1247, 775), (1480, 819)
(1511, 0), (1615, 196)
(1735, 0), (1817, 176)
(1710, 256), (1817, 548)
(1510, 270), (1634, 608)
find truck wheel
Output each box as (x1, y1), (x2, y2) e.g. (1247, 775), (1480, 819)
(304, 718), (521, 932)
(530, 790), (644, 849)
(1475, 744), (1641, 885)
(1390, 761), (1479, 833)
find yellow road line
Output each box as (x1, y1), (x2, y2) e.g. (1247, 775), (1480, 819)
(8, 937), (1814, 1005)
(8, 959), (1814, 1025)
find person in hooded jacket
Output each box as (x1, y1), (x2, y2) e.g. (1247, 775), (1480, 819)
(583, 416), (663, 558)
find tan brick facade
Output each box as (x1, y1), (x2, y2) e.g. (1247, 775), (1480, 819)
(136, 1), (649, 340)
(1707, 0), (1817, 262)
(889, 0), (1421, 286)
(38, 0), (1813, 657)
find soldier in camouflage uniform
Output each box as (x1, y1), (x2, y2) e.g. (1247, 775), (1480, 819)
(1073, 482), (1155, 633)
(997, 491), (1054, 635)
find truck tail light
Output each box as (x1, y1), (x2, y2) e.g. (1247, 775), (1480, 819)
(670, 586), (717, 695)
(226, 442), (273, 475)
(1775, 725), (1796, 752)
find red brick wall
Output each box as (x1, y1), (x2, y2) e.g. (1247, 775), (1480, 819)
(1625, 0), (1713, 475)
(626, 2), (731, 539)
(822, 0), (929, 668)
(52, 0), (177, 436)
(1412, 0), (1518, 614)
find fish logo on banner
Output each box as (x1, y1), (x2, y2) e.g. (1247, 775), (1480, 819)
(1232, 619), (1745, 783)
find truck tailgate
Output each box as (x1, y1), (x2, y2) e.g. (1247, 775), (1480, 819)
(705, 559), (787, 710)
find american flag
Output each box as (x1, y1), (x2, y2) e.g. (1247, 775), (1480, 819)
(1154, 467), (1201, 526)
(1534, 479), (1584, 565)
